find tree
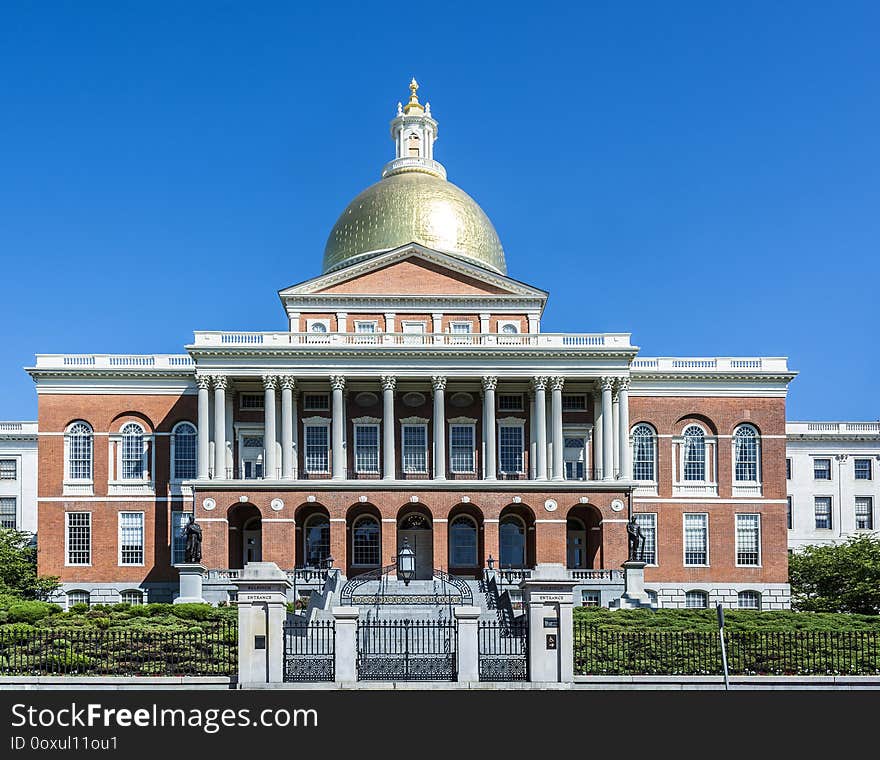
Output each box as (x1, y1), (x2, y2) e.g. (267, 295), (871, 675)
(789, 534), (880, 614)
(0, 528), (59, 600)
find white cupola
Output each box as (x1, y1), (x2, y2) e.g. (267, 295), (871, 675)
(382, 78), (446, 180)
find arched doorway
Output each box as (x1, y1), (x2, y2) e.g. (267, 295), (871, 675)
(567, 505), (602, 569)
(243, 517), (262, 564)
(498, 504), (536, 569)
(397, 509), (433, 580)
(447, 504), (484, 578)
(346, 504), (382, 577)
(227, 503), (261, 569)
(295, 504), (330, 568)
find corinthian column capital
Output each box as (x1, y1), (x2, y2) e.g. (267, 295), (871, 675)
(531, 376), (548, 392)
(196, 374), (212, 390)
(549, 376), (565, 392)
(329, 375), (346, 391)
(616, 377), (631, 392)
(380, 375), (397, 391)
(431, 375), (447, 392)
(279, 375), (297, 392)
(212, 375), (228, 391)
(481, 375), (498, 392)
(262, 374), (278, 391)
(599, 376), (615, 392)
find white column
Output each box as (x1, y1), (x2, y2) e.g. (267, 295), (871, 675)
(197, 376), (211, 479)
(291, 387), (299, 478)
(528, 390), (537, 480)
(532, 377), (547, 480)
(612, 386), (620, 478)
(381, 375), (397, 480)
(592, 390), (603, 480)
(432, 376), (446, 480)
(550, 376), (564, 481)
(262, 375), (277, 479)
(528, 314), (540, 334)
(482, 376), (497, 480)
(479, 312), (490, 334)
(384, 312), (396, 333)
(617, 378), (631, 480)
(330, 375), (346, 480)
(336, 312), (347, 333)
(600, 377), (615, 481)
(280, 376), (295, 480)
(213, 375), (227, 479)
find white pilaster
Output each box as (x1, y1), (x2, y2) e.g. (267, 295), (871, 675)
(612, 386), (620, 478)
(381, 375), (397, 480)
(330, 375), (346, 480)
(432, 376), (447, 480)
(550, 377), (564, 481)
(212, 375), (227, 480)
(263, 375), (277, 480)
(600, 377), (615, 481)
(592, 390), (603, 480)
(197, 376), (211, 479)
(617, 378), (631, 480)
(479, 312), (490, 334)
(482, 376), (497, 481)
(336, 312), (348, 333)
(280, 376), (295, 480)
(532, 377), (548, 480)
(528, 390), (537, 480)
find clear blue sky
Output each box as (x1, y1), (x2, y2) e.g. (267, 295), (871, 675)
(1, 2), (877, 421)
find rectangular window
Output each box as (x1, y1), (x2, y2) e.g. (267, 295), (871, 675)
(854, 459), (872, 480)
(497, 394), (523, 411)
(173, 430), (197, 480)
(683, 514), (708, 566)
(0, 459), (16, 480)
(171, 510), (191, 565)
(119, 512), (144, 566)
(634, 513), (657, 565)
(304, 425), (330, 473)
(580, 590), (601, 607)
(243, 460), (263, 479)
(564, 437), (586, 481)
(785, 458), (791, 480)
(562, 394), (587, 411)
(450, 322), (472, 334)
(856, 497), (874, 530)
(402, 425), (427, 473)
(354, 425), (380, 474)
(814, 497), (832, 529)
(239, 393), (264, 410)
(736, 514), (761, 566)
(450, 425), (475, 473)
(303, 394), (329, 411)
(355, 321), (377, 333)
(813, 458), (831, 480)
(0, 498), (16, 529)
(787, 496), (792, 530)
(66, 512), (91, 566)
(498, 425), (524, 474)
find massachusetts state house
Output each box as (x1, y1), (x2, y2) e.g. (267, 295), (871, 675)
(28, 81), (796, 610)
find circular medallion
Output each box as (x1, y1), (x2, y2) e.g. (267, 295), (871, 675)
(610, 499), (625, 512)
(402, 391), (426, 408)
(450, 392), (473, 408)
(202, 498), (216, 511)
(355, 391), (378, 407)
(544, 498), (558, 513)
(270, 498), (284, 512)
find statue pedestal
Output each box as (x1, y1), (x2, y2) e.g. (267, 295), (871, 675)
(174, 563), (207, 604)
(609, 561), (657, 610)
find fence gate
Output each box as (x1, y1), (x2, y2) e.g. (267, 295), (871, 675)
(478, 620), (529, 681)
(357, 619), (457, 681)
(282, 620), (335, 682)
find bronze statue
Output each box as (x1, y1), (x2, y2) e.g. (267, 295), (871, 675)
(626, 515), (644, 562)
(183, 515), (203, 564)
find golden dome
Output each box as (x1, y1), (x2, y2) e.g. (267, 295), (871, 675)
(322, 171), (506, 274)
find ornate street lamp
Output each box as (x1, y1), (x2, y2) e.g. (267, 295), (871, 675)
(397, 538), (416, 586)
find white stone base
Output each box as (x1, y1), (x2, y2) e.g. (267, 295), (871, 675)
(174, 563), (208, 605)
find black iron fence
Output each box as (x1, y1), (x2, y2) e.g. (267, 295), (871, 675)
(282, 620), (335, 682)
(478, 620), (528, 681)
(0, 625), (237, 677)
(357, 619), (457, 681)
(573, 625), (880, 675)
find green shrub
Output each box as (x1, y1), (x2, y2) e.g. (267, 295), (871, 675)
(6, 601), (61, 624)
(70, 603), (89, 614)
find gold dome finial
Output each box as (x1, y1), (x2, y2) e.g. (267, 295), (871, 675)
(403, 77), (424, 115)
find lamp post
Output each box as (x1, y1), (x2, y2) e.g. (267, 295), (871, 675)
(397, 538), (416, 586)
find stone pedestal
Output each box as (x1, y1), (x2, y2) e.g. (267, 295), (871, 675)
(609, 560), (657, 610)
(232, 562), (293, 686)
(453, 606), (481, 683)
(519, 563), (578, 683)
(333, 606), (359, 683)
(174, 564), (207, 604)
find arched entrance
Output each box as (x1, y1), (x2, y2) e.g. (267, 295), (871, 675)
(295, 504), (330, 568)
(227, 503), (262, 569)
(567, 505), (602, 568)
(397, 508), (433, 580)
(498, 504), (536, 569)
(243, 518), (262, 564)
(447, 504), (484, 578)
(346, 504), (382, 577)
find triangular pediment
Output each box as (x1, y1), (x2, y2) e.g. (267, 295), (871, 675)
(279, 244), (548, 300)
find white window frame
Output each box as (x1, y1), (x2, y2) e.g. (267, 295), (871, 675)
(683, 513), (709, 567)
(400, 418), (428, 474)
(353, 419), (381, 474)
(63, 421), (94, 494)
(303, 393), (330, 411)
(854, 458), (873, 481)
(497, 320), (520, 335)
(237, 427), (266, 480)
(170, 421), (198, 482)
(813, 457), (832, 480)
(732, 424), (762, 497)
(449, 321), (473, 334)
(0, 459), (17, 480)
(855, 496), (874, 531)
(306, 318), (331, 333)
(354, 320), (378, 333)
(735, 513), (761, 567)
(634, 512), (658, 566)
(814, 496), (832, 529)
(302, 417), (331, 474)
(448, 418), (477, 474)
(0, 497), (16, 529)
(109, 422), (154, 494)
(239, 393), (264, 410)
(351, 515), (381, 567)
(562, 427), (589, 482)
(118, 511), (145, 567)
(673, 424), (718, 497)
(120, 590), (144, 606)
(561, 394), (587, 412)
(66, 590), (90, 608)
(170, 510), (191, 565)
(631, 423), (657, 484)
(685, 590), (709, 609)
(65, 511), (92, 567)
(497, 417), (525, 475)
(738, 591), (761, 610)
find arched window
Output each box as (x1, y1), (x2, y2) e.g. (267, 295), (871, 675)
(120, 590), (143, 606)
(685, 590), (708, 609)
(66, 422), (93, 481)
(738, 590), (761, 610)
(734, 425), (760, 482)
(500, 323), (518, 334)
(682, 425), (706, 481)
(499, 515), (526, 569)
(304, 515), (330, 567)
(310, 322), (328, 333)
(172, 422), (197, 480)
(631, 424), (656, 481)
(407, 132), (420, 156)
(66, 590), (90, 608)
(352, 516), (380, 567)
(449, 515), (478, 567)
(121, 423), (145, 480)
